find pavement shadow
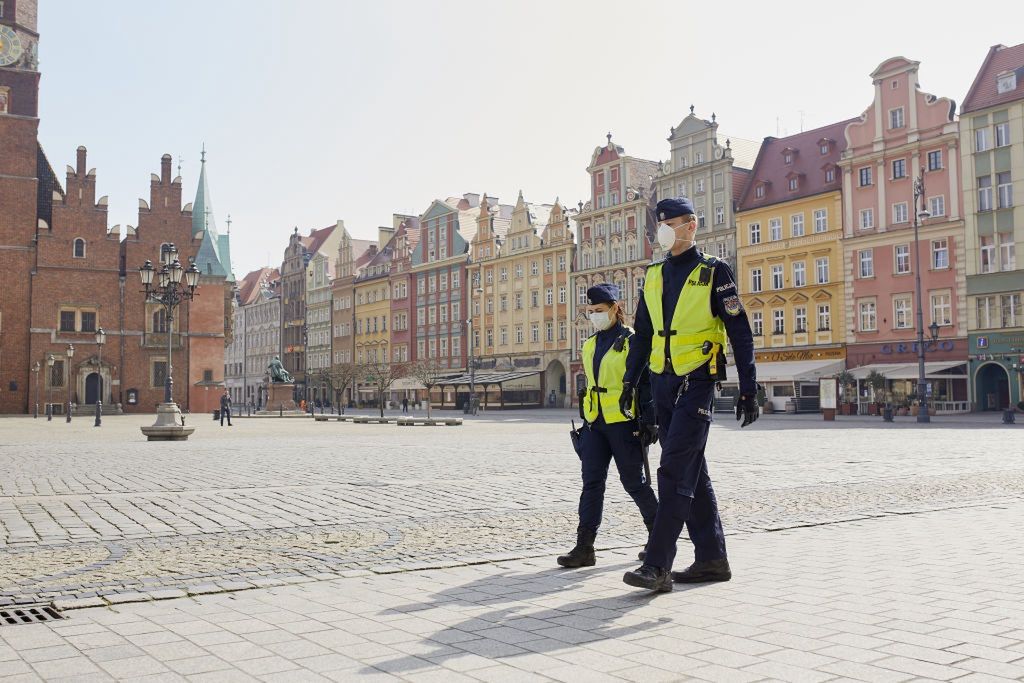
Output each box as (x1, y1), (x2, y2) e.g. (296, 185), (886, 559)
(364, 561), (705, 675)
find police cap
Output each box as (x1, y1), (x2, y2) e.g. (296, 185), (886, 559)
(587, 283), (619, 305)
(656, 196), (695, 221)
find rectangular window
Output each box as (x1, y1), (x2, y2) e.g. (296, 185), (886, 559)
(977, 296), (996, 329)
(794, 307), (807, 332)
(531, 290), (539, 308)
(859, 249), (874, 278)
(749, 222), (761, 245)
(859, 301), (877, 331)
(559, 321), (567, 340)
(153, 360), (167, 388)
(813, 209), (827, 233)
(530, 323), (539, 343)
(546, 322), (554, 342)
(428, 307), (436, 324)
(755, 185), (765, 198)
(999, 233), (1016, 271)
(997, 172), (1013, 208)
(440, 305), (448, 323)
(976, 128), (990, 152)
(559, 286), (567, 304)
(515, 292), (522, 310)
(892, 159), (906, 179)
(558, 254), (566, 271)
(499, 295), (507, 312)
(577, 286), (587, 305)
(931, 292), (952, 326)
(995, 122), (1010, 148)
(793, 261), (806, 287)
(895, 244), (911, 274)
(531, 261), (539, 276)
(545, 288), (553, 306)
(515, 264), (523, 279)
(980, 235), (996, 273)
(1002, 293), (1022, 328)
(771, 264), (784, 290)
(817, 304), (831, 331)
(893, 202), (908, 224)
(751, 311), (763, 336)
(859, 208), (874, 229)
(439, 338), (448, 357)
(889, 107), (904, 129)
(859, 166), (873, 187)
(978, 176), (993, 211)
(500, 267), (508, 281)
(715, 206), (725, 225)
(927, 150), (943, 171)
(439, 272), (447, 291)
(750, 268), (762, 293)
(790, 213), (804, 237)
(893, 295), (912, 329)
(772, 309), (785, 334)
(929, 195), (945, 217)
(59, 310), (76, 332)
(815, 257), (829, 284)
(932, 239), (949, 269)
(544, 257), (552, 274)
(769, 218), (782, 241)
(515, 325), (523, 344)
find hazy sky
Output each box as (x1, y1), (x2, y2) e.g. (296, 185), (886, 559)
(37, 0), (1007, 277)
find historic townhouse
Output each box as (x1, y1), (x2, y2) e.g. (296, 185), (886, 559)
(387, 216), (422, 405)
(735, 120), (854, 410)
(352, 227), (397, 406)
(467, 193), (575, 408)
(570, 135), (658, 397)
(960, 43), (1024, 411)
(330, 228), (374, 407)
(226, 267), (280, 408)
(841, 57), (969, 412)
(653, 107), (760, 266)
(305, 250), (334, 406)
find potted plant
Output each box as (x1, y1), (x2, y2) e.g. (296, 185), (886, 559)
(836, 370), (856, 415)
(865, 370), (887, 416)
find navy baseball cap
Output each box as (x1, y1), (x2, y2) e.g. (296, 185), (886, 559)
(587, 283), (619, 305)
(656, 197), (695, 220)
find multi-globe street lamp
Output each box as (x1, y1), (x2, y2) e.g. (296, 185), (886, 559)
(65, 343), (74, 423)
(912, 176), (933, 423)
(94, 327), (105, 427)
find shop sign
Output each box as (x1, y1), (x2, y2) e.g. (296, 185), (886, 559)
(755, 348), (845, 362)
(880, 341), (955, 354)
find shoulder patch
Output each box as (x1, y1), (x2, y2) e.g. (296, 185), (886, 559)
(715, 281), (736, 293)
(722, 294), (744, 317)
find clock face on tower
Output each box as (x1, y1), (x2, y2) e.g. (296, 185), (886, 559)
(0, 25), (25, 67)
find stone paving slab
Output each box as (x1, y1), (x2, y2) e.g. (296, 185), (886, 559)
(2, 502), (1022, 681)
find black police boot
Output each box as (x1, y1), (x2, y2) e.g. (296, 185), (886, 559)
(638, 520), (654, 561)
(557, 527), (597, 568)
(622, 564), (672, 592)
(671, 558), (732, 583)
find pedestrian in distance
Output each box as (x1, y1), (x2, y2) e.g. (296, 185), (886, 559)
(402, 397), (409, 414)
(219, 389), (233, 426)
(558, 283), (660, 569)
(621, 197), (760, 593)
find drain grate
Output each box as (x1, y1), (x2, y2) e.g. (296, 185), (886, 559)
(1, 605), (64, 626)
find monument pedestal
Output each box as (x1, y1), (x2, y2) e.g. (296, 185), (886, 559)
(140, 402), (196, 441)
(256, 382), (305, 416)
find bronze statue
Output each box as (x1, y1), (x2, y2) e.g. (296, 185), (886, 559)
(267, 356), (293, 383)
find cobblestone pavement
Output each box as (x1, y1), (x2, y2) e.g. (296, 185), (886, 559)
(2, 501), (1022, 681)
(1, 412), (1020, 610)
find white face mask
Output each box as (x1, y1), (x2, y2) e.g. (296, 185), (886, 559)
(589, 310), (614, 331)
(656, 223), (678, 250)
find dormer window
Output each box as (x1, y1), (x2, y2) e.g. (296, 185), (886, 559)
(818, 138), (833, 155)
(789, 178), (798, 191)
(997, 71), (1017, 94)
(755, 184), (766, 199)
(825, 168), (836, 183)
(889, 107), (905, 130)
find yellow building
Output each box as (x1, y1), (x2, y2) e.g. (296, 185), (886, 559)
(468, 192), (576, 408)
(352, 227), (396, 407)
(735, 121), (854, 411)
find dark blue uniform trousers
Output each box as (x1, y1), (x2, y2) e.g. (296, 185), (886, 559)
(578, 419), (659, 532)
(644, 373), (727, 570)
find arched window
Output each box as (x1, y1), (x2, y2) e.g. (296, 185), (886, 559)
(73, 238), (86, 258)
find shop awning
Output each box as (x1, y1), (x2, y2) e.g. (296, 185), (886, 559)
(746, 359), (845, 383)
(849, 361), (967, 380)
(391, 377), (426, 391)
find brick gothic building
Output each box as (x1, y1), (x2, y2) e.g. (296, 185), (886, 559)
(0, 1), (233, 414)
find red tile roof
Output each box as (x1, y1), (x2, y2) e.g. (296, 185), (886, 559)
(301, 224), (336, 255)
(237, 267), (280, 306)
(962, 43), (1024, 113)
(737, 118), (857, 212)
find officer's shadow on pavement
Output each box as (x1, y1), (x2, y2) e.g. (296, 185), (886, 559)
(363, 556), (706, 676)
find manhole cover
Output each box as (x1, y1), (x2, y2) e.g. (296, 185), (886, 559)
(1, 605), (64, 626)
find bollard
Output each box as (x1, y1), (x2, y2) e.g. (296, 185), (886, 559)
(1003, 408), (1016, 424)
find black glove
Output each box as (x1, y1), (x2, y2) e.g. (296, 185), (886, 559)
(638, 422), (659, 447)
(618, 383), (634, 419)
(735, 391), (760, 428)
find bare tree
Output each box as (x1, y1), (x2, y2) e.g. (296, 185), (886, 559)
(359, 356), (406, 418)
(329, 362), (359, 414)
(407, 359), (446, 418)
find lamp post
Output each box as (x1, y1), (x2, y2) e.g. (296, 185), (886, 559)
(65, 343), (75, 423)
(138, 243), (200, 440)
(912, 176), (933, 423)
(46, 354), (54, 421)
(32, 361), (40, 418)
(94, 327), (105, 427)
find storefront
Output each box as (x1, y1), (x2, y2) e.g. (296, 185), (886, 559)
(846, 338), (969, 413)
(432, 371), (542, 410)
(969, 332), (1024, 411)
(720, 348), (845, 413)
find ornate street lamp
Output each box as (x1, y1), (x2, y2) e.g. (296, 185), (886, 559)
(46, 354), (54, 421)
(32, 361), (40, 418)
(94, 327), (105, 427)
(912, 176), (933, 423)
(138, 245), (200, 440)
(65, 343), (75, 423)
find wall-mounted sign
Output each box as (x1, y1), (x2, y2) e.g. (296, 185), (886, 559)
(755, 348), (845, 363)
(880, 341), (955, 354)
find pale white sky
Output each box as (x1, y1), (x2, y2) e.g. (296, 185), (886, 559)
(37, 0), (1006, 277)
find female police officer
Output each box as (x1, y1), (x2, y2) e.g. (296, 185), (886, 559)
(557, 283), (659, 568)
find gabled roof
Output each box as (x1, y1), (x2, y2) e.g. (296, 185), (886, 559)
(302, 224), (336, 256)
(962, 43), (1024, 113)
(738, 118), (857, 211)
(727, 137), (762, 171)
(237, 267), (279, 306)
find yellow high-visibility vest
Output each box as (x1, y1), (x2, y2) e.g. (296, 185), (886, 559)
(581, 328), (635, 424)
(643, 259), (727, 376)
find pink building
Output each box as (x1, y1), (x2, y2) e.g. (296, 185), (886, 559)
(841, 57), (969, 411)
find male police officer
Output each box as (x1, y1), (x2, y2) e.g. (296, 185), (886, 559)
(621, 197), (758, 592)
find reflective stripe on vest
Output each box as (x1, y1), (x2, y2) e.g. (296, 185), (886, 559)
(581, 330), (634, 424)
(643, 261), (727, 376)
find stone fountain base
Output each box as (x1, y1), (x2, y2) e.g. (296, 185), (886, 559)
(140, 402), (196, 441)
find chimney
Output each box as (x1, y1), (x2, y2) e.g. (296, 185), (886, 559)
(160, 154), (172, 183)
(378, 226), (395, 249)
(76, 146), (87, 176)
